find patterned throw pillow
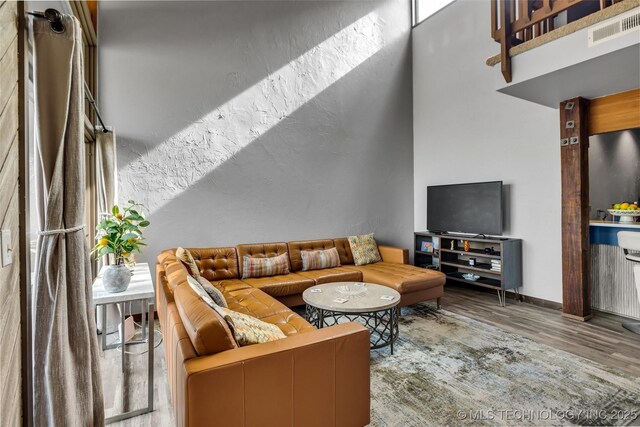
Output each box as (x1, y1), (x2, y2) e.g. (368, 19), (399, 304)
(348, 233), (382, 266)
(218, 307), (286, 346)
(242, 253), (290, 279)
(197, 276), (228, 308)
(301, 247), (341, 271)
(186, 275), (216, 308)
(176, 247), (200, 278)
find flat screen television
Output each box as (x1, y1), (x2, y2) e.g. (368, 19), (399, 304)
(427, 181), (503, 235)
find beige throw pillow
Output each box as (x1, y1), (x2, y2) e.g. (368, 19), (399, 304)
(348, 233), (382, 266)
(186, 275), (216, 308)
(176, 247), (200, 278)
(197, 276), (228, 308)
(217, 307), (286, 346)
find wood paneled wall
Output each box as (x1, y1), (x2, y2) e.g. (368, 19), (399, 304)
(0, 1), (22, 425)
(588, 89), (640, 136)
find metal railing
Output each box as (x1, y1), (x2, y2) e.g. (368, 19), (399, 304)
(491, 0), (622, 82)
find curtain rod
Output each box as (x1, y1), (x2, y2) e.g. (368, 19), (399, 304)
(83, 82), (110, 134)
(28, 9), (110, 135)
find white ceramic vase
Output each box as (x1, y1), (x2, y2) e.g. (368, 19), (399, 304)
(103, 264), (132, 293)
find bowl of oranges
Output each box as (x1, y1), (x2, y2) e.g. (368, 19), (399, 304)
(608, 202), (640, 223)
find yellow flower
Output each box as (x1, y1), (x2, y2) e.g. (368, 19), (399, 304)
(128, 238), (137, 244)
(115, 213), (123, 219)
(99, 238), (109, 246)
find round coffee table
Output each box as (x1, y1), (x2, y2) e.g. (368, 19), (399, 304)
(302, 282), (400, 354)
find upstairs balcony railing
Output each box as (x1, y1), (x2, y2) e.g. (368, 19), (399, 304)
(491, 0), (624, 83)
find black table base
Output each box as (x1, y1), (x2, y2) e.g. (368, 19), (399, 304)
(305, 304), (399, 354)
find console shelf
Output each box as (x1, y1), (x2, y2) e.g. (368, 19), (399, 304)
(414, 231), (522, 306)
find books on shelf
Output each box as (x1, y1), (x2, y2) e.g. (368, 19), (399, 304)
(490, 259), (502, 272)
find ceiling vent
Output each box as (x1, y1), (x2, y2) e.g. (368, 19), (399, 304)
(588, 8), (640, 47)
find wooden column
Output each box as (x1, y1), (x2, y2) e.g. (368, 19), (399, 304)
(560, 97), (592, 321)
(499, 0), (513, 83)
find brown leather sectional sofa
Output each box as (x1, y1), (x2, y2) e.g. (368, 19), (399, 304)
(156, 238), (445, 427)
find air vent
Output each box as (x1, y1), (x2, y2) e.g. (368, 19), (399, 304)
(588, 9), (640, 47)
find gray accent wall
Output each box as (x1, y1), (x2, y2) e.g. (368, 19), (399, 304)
(589, 129), (640, 219)
(99, 1), (414, 266)
(413, 0), (563, 302)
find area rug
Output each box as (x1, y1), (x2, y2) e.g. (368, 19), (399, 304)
(370, 305), (640, 426)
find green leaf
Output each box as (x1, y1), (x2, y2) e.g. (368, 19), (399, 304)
(121, 233), (137, 241)
(139, 220), (150, 227)
(112, 205), (119, 215)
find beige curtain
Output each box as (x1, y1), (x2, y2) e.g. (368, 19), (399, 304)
(32, 13), (104, 426)
(96, 128), (118, 221)
(95, 129), (119, 333)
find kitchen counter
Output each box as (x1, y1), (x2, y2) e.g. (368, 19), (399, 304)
(590, 220), (640, 229)
(590, 220), (640, 246)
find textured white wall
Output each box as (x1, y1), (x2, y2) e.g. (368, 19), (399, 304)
(413, 0), (563, 302)
(99, 1), (414, 266)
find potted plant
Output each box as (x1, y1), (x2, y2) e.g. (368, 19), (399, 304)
(92, 201), (150, 293)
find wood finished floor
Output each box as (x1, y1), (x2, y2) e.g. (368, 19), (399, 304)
(101, 285), (640, 426)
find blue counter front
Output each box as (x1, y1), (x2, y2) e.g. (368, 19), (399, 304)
(589, 221), (640, 245)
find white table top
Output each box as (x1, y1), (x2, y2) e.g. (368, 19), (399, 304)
(93, 263), (155, 305)
(302, 282), (400, 313)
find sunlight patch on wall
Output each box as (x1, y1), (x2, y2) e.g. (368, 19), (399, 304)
(122, 11), (386, 213)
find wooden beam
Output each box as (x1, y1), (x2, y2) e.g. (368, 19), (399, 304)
(588, 89), (640, 135)
(560, 97), (592, 321)
(500, 0), (513, 83)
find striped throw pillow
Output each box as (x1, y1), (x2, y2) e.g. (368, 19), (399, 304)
(301, 247), (341, 271)
(242, 253), (290, 279)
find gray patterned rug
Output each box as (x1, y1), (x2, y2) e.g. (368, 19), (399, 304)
(370, 305), (640, 426)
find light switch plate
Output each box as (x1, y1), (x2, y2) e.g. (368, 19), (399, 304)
(1, 229), (12, 267)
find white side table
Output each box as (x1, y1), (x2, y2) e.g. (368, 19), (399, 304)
(93, 262), (155, 423)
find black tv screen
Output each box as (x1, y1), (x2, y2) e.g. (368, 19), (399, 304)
(427, 181), (503, 235)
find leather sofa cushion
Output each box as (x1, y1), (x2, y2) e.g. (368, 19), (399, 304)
(187, 247), (239, 280)
(333, 238), (355, 265)
(224, 287), (292, 318)
(297, 266), (363, 284)
(210, 279), (252, 293)
(173, 284), (238, 356)
(158, 250), (190, 292)
(236, 242), (289, 277)
(224, 287), (315, 336)
(350, 262), (446, 294)
(259, 312), (316, 336)
(287, 239), (335, 272)
(241, 273), (315, 297)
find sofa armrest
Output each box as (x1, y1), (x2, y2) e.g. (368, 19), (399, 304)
(378, 245), (409, 264)
(180, 322), (371, 427)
